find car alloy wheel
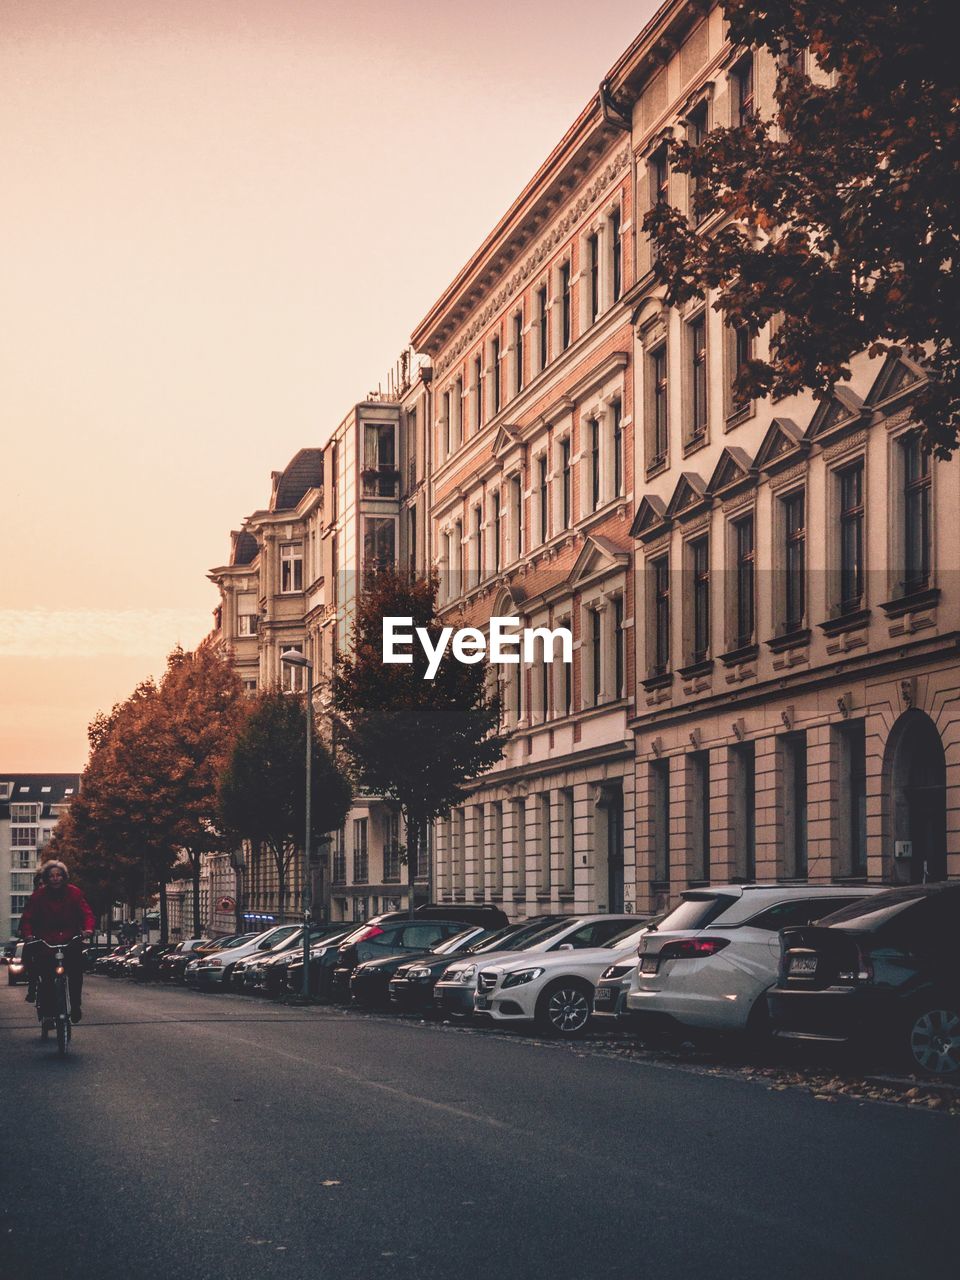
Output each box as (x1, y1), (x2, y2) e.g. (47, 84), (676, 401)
(540, 983), (592, 1036)
(908, 1006), (960, 1077)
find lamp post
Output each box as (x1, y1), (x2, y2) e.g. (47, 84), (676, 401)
(281, 650), (313, 999)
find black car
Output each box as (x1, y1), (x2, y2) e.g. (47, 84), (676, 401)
(283, 929), (354, 997)
(331, 916), (502, 1001)
(390, 917), (568, 1012)
(769, 882), (960, 1076)
(236, 924), (347, 993)
(351, 926), (490, 1008)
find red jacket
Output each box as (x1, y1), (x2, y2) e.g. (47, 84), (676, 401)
(20, 883), (95, 943)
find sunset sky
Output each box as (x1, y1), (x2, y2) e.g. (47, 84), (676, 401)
(0, 0), (658, 771)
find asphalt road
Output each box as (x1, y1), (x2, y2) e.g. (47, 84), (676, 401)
(0, 977), (955, 1280)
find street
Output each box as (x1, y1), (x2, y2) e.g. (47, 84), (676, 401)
(0, 978), (955, 1280)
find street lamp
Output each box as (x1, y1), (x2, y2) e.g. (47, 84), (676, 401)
(280, 650), (313, 999)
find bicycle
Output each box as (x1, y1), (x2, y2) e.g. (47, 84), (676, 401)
(34, 935), (83, 1057)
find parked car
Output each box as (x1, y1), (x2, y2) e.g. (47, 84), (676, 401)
(191, 925), (301, 988)
(95, 945), (132, 975)
(391, 917), (569, 1012)
(331, 918), (488, 1000)
(434, 915), (625, 1018)
(157, 938), (206, 983)
(280, 929), (353, 997)
(769, 882), (960, 1076)
(624, 884), (885, 1043)
(350, 926), (490, 1008)
(6, 941), (26, 985)
(232, 924), (345, 992)
(123, 943), (176, 981)
(474, 916), (649, 1036)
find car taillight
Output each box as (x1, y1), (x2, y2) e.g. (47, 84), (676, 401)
(658, 937), (731, 962)
(352, 926), (384, 944)
(837, 945), (874, 984)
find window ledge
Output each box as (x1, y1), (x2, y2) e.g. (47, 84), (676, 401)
(879, 586), (940, 619)
(678, 658), (714, 680)
(718, 643), (758, 667)
(818, 608), (871, 637)
(682, 431), (709, 458)
(641, 670), (674, 692)
(766, 627), (811, 654)
(645, 455), (668, 481)
(724, 403), (754, 431)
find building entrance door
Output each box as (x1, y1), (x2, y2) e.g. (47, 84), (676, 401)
(887, 709), (947, 882)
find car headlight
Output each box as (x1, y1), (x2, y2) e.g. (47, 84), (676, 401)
(600, 964), (632, 980)
(406, 967), (431, 980)
(454, 965), (477, 984)
(502, 967), (544, 988)
(206, 959), (222, 968)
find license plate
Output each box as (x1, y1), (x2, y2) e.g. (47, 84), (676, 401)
(475, 995), (490, 1010)
(788, 954), (818, 976)
(594, 989), (614, 1005)
(640, 956), (659, 974)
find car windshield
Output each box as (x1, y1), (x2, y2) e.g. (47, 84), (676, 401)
(430, 928), (485, 956)
(817, 889), (933, 932)
(603, 919), (659, 949)
(500, 920), (573, 950)
(654, 894), (737, 933)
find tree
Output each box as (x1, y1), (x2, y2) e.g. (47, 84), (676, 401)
(646, 0), (960, 455)
(331, 568), (507, 916)
(218, 687), (353, 922)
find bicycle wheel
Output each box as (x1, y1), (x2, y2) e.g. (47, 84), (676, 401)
(56, 977), (69, 1057)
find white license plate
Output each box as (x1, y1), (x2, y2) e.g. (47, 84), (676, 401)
(475, 995), (490, 1010)
(594, 989), (614, 1004)
(788, 954), (818, 976)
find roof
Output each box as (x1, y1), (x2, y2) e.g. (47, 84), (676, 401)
(0, 774), (81, 821)
(271, 448), (323, 512)
(231, 530), (259, 566)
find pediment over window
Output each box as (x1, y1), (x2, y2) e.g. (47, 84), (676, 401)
(707, 447), (755, 498)
(863, 354), (925, 409)
(806, 388), (864, 442)
(630, 494), (669, 542)
(753, 417), (809, 472)
(568, 534), (630, 589)
(492, 584), (526, 615)
(492, 424), (522, 459)
(664, 471), (710, 522)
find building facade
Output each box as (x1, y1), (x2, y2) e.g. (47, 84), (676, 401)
(0, 775), (80, 941)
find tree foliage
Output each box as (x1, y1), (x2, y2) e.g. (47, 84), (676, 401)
(218, 687), (353, 921)
(331, 569), (507, 911)
(646, 0), (960, 454)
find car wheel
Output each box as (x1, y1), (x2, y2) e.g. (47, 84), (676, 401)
(536, 981), (593, 1037)
(905, 1003), (960, 1077)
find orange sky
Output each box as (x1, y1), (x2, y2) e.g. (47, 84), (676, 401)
(0, 0), (659, 770)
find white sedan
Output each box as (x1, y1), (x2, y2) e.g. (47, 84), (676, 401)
(474, 918), (654, 1037)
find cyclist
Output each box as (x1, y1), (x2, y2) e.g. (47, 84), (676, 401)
(20, 860), (95, 1024)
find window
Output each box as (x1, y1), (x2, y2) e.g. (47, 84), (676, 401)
(688, 313), (708, 440)
(691, 536), (710, 663)
(492, 491), (501, 574)
(782, 733), (808, 879)
(353, 818), (368, 883)
(589, 418), (601, 511)
(362, 423), (397, 496)
(408, 506), (417, 572)
(472, 504), (483, 586)
(491, 801), (504, 895)
(237, 593), (258, 637)
(452, 808), (466, 893)
(280, 543), (303, 593)
(473, 356), (483, 430)
(514, 799), (527, 892)
(513, 311), (524, 395)
(537, 285), (549, 370)
(442, 389), (452, 456)
(281, 647), (306, 693)
(363, 518), (395, 571)
(333, 829), (346, 883)
(728, 322), (753, 418)
(611, 206), (622, 302)
(650, 146), (669, 263)
(687, 101), (708, 223)
(840, 721), (868, 878)
(902, 434), (931, 593)
(538, 655), (550, 722)
(613, 399), (623, 497)
(510, 473), (523, 561)
(651, 555), (670, 675)
(538, 455), (549, 543)
(453, 519), (463, 596)
(733, 514), (755, 648)
(733, 55), (754, 125)
(651, 759), (671, 884)
(11, 828), (38, 848)
(539, 793), (552, 891)
(838, 461), (865, 611)
(590, 608), (602, 705)
(560, 438), (572, 530)
(454, 375), (464, 447)
(732, 743), (756, 880)
(783, 490), (806, 633)
(650, 343), (669, 465)
(614, 595), (625, 698)
(384, 812), (401, 882)
(587, 233), (599, 323)
(560, 262), (571, 351)
(15, 849), (34, 868)
(491, 335), (501, 416)
(561, 789), (575, 893)
(690, 751), (711, 882)
(330, 443), (338, 520)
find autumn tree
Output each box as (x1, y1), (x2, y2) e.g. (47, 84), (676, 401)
(331, 569), (506, 916)
(646, 0), (960, 454)
(218, 687), (353, 923)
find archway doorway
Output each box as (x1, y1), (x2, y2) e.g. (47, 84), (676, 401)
(885, 709), (947, 882)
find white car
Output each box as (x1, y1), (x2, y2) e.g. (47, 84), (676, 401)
(624, 883), (886, 1040)
(473, 915), (650, 1036)
(191, 924), (301, 987)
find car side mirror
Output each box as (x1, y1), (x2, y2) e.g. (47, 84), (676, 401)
(557, 943), (574, 951)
